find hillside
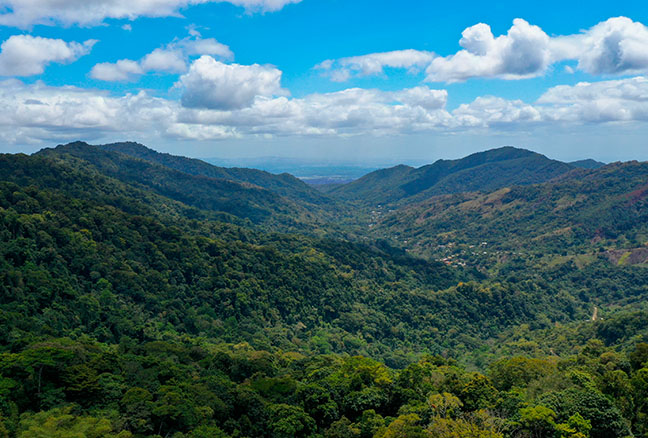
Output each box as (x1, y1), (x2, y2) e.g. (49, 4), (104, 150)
(36, 142), (324, 230)
(373, 161), (648, 263)
(6, 148), (646, 360)
(1, 150), (487, 362)
(98, 142), (331, 206)
(328, 147), (574, 205)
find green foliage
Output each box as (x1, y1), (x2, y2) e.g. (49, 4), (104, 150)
(17, 406), (131, 438)
(329, 147), (573, 205)
(0, 144), (647, 438)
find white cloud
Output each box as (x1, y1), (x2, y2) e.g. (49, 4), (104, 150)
(179, 56), (286, 110)
(426, 19), (551, 82)
(2, 75), (648, 145)
(318, 50), (436, 82)
(90, 35), (232, 82)
(0, 78), (453, 143)
(537, 76), (648, 123)
(318, 17), (648, 83)
(0, 79), (177, 144)
(0, 0), (302, 28)
(0, 35), (95, 76)
(90, 59), (144, 81)
(553, 17), (648, 75)
(181, 38), (233, 59)
(174, 86), (452, 138)
(221, 0), (301, 12)
(141, 48), (187, 73)
(391, 86), (447, 110)
(452, 96), (542, 127)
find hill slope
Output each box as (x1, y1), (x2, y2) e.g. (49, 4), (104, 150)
(373, 161), (648, 261)
(36, 142), (320, 229)
(98, 141), (331, 205)
(329, 147), (574, 205)
(3, 151), (500, 363)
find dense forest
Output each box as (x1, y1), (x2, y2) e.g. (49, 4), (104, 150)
(1, 142), (647, 437)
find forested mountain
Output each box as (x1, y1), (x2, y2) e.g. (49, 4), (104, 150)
(35, 142), (327, 231)
(1, 143), (647, 438)
(328, 147), (575, 205)
(372, 161), (648, 259)
(96, 142), (331, 205)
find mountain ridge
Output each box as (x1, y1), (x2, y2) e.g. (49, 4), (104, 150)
(35, 141), (316, 229)
(96, 141), (332, 206)
(327, 146), (576, 204)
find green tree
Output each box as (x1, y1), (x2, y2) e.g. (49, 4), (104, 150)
(268, 404), (316, 438)
(460, 375), (498, 411)
(518, 405), (557, 438)
(17, 406), (131, 438)
(555, 413), (591, 438)
(375, 413), (427, 438)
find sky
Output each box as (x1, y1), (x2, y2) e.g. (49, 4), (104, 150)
(0, 0), (647, 164)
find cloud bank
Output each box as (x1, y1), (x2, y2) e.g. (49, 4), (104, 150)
(2, 58), (648, 146)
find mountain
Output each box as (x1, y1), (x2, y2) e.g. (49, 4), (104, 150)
(0, 149), (482, 362)
(328, 147), (575, 205)
(36, 142), (321, 229)
(325, 164), (414, 203)
(570, 158), (606, 169)
(98, 141), (331, 205)
(373, 160), (648, 262)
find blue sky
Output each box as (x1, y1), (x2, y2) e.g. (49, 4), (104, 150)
(0, 0), (647, 164)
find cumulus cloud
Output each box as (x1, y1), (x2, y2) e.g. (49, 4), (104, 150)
(318, 17), (648, 83)
(0, 79), (178, 144)
(426, 19), (551, 82)
(90, 59), (144, 81)
(90, 35), (232, 82)
(179, 56), (286, 110)
(221, 0), (301, 12)
(452, 96), (542, 127)
(2, 75), (648, 145)
(0, 35), (95, 76)
(180, 38), (233, 58)
(317, 50), (436, 82)
(0, 0), (302, 28)
(554, 17), (648, 75)
(0, 78), (453, 143)
(141, 48), (187, 73)
(537, 76), (648, 122)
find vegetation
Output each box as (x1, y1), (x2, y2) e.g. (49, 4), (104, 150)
(1, 142), (647, 437)
(327, 147), (574, 205)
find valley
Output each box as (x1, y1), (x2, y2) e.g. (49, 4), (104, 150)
(0, 142), (647, 438)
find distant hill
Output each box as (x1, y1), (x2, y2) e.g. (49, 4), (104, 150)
(328, 147), (575, 205)
(100, 142), (331, 205)
(569, 158), (606, 169)
(326, 164), (415, 203)
(373, 160), (648, 259)
(36, 142), (317, 228)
